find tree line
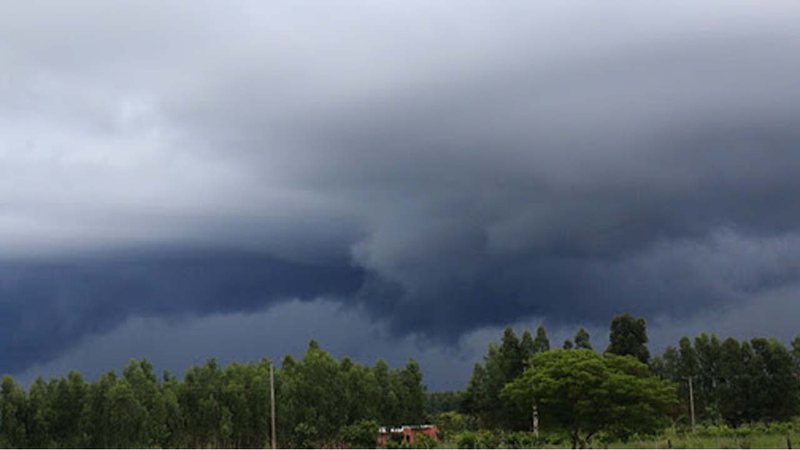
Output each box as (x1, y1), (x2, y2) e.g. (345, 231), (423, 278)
(651, 333), (800, 426)
(0, 340), (426, 448)
(459, 314), (800, 447)
(3, 315), (800, 448)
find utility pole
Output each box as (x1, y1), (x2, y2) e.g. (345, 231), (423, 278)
(686, 376), (695, 431)
(270, 362), (277, 449)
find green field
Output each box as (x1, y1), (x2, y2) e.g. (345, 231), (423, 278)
(429, 422), (800, 449)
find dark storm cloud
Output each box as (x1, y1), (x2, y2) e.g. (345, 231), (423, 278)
(2, 1), (800, 374)
(0, 250), (363, 374)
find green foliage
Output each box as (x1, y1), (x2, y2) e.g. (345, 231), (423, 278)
(433, 411), (472, 441)
(462, 325), (551, 430)
(277, 342), (426, 448)
(427, 391), (463, 416)
(533, 325), (551, 353)
(0, 342), (427, 449)
(607, 421), (800, 449)
(339, 419), (379, 448)
(607, 313), (650, 363)
(452, 430), (552, 449)
(653, 333), (800, 428)
(4, 322), (800, 449)
(574, 328), (592, 350)
(502, 349), (676, 447)
(0, 376), (27, 448)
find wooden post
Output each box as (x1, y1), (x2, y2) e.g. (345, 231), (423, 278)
(787, 436), (792, 449)
(270, 363), (277, 449)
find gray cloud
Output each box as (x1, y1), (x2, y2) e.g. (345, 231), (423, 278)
(2, 1), (800, 379)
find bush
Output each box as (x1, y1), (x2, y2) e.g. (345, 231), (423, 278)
(340, 419), (379, 448)
(434, 412), (472, 441)
(500, 431), (546, 449)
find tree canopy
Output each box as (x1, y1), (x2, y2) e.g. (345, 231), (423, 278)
(607, 313), (650, 363)
(502, 349), (676, 448)
(0, 343), (427, 449)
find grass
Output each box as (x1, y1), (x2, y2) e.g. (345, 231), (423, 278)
(437, 423), (800, 449)
(606, 431), (798, 449)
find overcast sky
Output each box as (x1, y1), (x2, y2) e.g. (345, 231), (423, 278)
(3, 1), (800, 390)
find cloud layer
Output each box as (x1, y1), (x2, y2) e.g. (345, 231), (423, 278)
(3, 1), (800, 382)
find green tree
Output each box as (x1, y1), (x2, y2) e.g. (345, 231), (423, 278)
(339, 419), (379, 448)
(606, 313), (650, 363)
(502, 349), (675, 448)
(26, 377), (54, 448)
(433, 411), (471, 441)
(499, 327), (524, 382)
(694, 333), (722, 421)
(0, 376), (27, 448)
(427, 391), (463, 415)
(520, 330), (536, 360)
(107, 378), (147, 448)
(50, 371), (87, 447)
(180, 358), (225, 447)
(81, 371), (118, 448)
(532, 325), (550, 353)
(747, 338), (799, 422)
(398, 359), (427, 424)
(574, 328), (592, 350)
(279, 341), (350, 447)
(122, 359), (161, 446)
(374, 359), (402, 425)
(157, 370), (185, 448)
(461, 363), (488, 425)
(792, 335), (800, 372)
(718, 338), (749, 425)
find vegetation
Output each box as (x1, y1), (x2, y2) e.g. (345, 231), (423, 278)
(502, 350), (676, 447)
(459, 315), (800, 448)
(0, 342), (426, 448)
(3, 314), (800, 448)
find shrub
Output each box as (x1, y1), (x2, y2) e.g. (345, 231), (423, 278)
(340, 419), (379, 448)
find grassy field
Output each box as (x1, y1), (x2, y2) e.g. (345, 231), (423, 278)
(435, 423), (800, 449)
(607, 431), (797, 449)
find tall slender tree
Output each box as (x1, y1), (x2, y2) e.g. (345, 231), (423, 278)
(574, 328), (592, 350)
(607, 313), (650, 363)
(532, 325), (551, 353)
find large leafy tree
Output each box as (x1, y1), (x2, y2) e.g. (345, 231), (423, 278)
(606, 313), (650, 363)
(502, 349), (675, 448)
